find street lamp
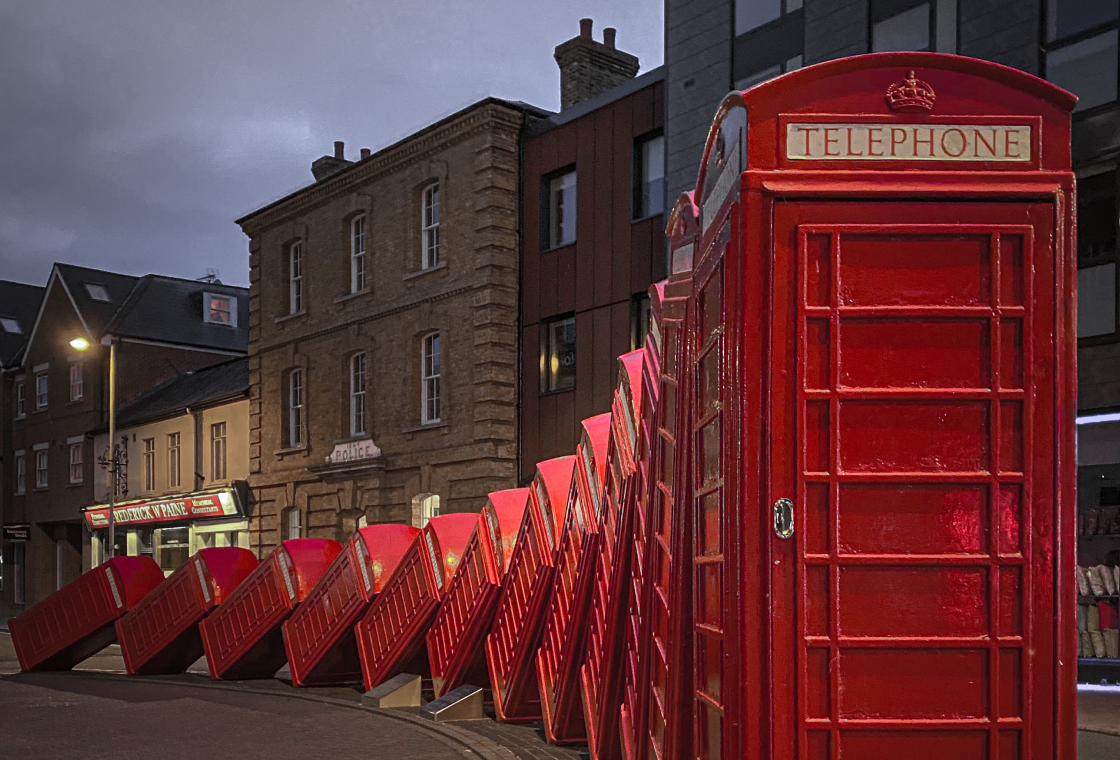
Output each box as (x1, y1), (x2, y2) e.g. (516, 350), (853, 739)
(71, 334), (117, 559)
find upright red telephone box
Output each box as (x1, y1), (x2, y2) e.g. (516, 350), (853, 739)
(685, 53), (1076, 760)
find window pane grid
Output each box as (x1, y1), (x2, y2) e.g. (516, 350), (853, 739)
(289, 369), (304, 446)
(69, 363), (83, 401)
(143, 438), (155, 491)
(35, 450), (48, 489)
(16, 383), (24, 417)
(351, 353), (367, 435)
(16, 454), (26, 494)
(423, 185), (440, 269)
(211, 421), (227, 481)
(290, 243), (303, 313)
(549, 170), (577, 248)
(168, 433), (180, 489)
(542, 316), (577, 393)
(209, 295), (232, 324)
(422, 334), (441, 423)
(35, 372), (48, 409)
(352, 216), (366, 293)
(69, 443), (83, 484)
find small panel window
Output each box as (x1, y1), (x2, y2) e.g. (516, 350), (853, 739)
(634, 133), (665, 219)
(423, 185), (440, 269)
(351, 352), (367, 436)
(15, 452), (26, 495)
(205, 292), (237, 326)
(167, 432), (181, 489)
(211, 421), (227, 481)
(352, 216), (367, 292)
(84, 283), (111, 302)
(143, 438), (155, 491)
(35, 372), (48, 410)
(69, 363), (83, 402)
(288, 368), (304, 446)
(284, 506), (302, 540)
(69, 443), (83, 484)
(290, 242), (303, 314)
(0, 317), (21, 333)
(545, 169), (577, 249)
(15, 382), (25, 418)
(422, 333), (441, 424)
(35, 449), (48, 489)
(541, 315), (576, 394)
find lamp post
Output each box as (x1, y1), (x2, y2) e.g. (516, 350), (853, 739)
(70, 334), (117, 559)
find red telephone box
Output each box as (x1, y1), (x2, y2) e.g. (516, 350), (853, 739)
(536, 412), (611, 744)
(485, 455), (574, 723)
(427, 488), (529, 698)
(684, 53), (1076, 760)
(580, 350), (645, 760)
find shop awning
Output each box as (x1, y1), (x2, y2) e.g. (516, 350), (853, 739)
(83, 486), (245, 530)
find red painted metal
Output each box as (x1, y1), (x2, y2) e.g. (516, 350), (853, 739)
(680, 52), (1076, 760)
(355, 513), (478, 690)
(536, 413), (612, 744)
(9, 556), (164, 672)
(116, 547), (257, 675)
(199, 538), (342, 680)
(485, 455), (575, 723)
(581, 350), (645, 760)
(427, 488), (530, 698)
(281, 524), (418, 687)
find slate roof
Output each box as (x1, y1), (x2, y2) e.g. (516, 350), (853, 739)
(94, 357), (249, 431)
(54, 263), (140, 335)
(523, 66), (665, 138)
(0, 280), (45, 368)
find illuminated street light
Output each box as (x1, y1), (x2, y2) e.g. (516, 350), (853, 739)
(69, 337), (90, 351)
(72, 333), (119, 560)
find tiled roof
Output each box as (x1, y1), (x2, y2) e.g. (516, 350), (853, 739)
(95, 357), (249, 430)
(0, 280), (45, 368)
(103, 275), (248, 353)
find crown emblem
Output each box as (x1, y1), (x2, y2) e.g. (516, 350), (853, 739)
(885, 70), (936, 113)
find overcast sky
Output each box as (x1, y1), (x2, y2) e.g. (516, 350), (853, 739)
(0, 1), (663, 288)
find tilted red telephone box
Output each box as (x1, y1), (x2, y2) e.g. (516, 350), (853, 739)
(485, 455), (575, 723)
(281, 524), (418, 687)
(355, 512), (478, 691)
(678, 52), (1076, 760)
(536, 412), (611, 744)
(580, 350), (645, 760)
(427, 488), (529, 698)
(116, 547), (258, 675)
(10, 556), (165, 672)
(199, 538), (342, 680)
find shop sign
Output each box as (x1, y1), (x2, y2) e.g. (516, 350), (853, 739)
(785, 122), (1032, 162)
(83, 489), (241, 530)
(324, 438), (382, 465)
(3, 524), (30, 541)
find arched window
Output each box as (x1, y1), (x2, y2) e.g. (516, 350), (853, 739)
(350, 352), (367, 436)
(282, 506), (302, 540)
(351, 215), (366, 293)
(413, 494), (439, 528)
(422, 184), (440, 269)
(421, 333), (441, 423)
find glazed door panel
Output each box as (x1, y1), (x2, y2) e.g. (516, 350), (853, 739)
(770, 202), (1056, 760)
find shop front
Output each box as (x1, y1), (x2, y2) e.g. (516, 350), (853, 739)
(83, 483), (251, 576)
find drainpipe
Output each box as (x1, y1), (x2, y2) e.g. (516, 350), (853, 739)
(188, 407), (204, 491)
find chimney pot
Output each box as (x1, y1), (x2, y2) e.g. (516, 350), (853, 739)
(334, 141), (345, 159)
(580, 18), (592, 38)
(603, 28), (616, 48)
(360, 147), (371, 160)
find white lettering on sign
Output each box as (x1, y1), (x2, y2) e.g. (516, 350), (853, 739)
(105, 566), (123, 609)
(785, 123), (1031, 162)
(324, 439), (381, 465)
(701, 138), (741, 234)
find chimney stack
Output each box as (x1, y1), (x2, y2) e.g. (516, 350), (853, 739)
(360, 147), (371, 160)
(311, 140), (355, 182)
(334, 141), (345, 160)
(554, 19), (640, 110)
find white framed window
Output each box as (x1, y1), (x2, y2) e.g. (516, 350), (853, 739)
(421, 333), (441, 423)
(285, 507), (302, 540)
(634, 133), (665, 219)
(422, 184), (440, 269)
(15, 381), (25, 418)
(35, 448), (48, 489)
(547, 170), (577, 249)
(204, 292), (237, 326)
(167, 432), (181, 489)
(211, 421), (227, 481)
(14, 451), (25, 495)
(84, 283), (111, 302)
(0, 317), (21, 333)
(289, 242), (303, 313)
(143, 438), (155, 491)
(418, 494), (440, 528)
(350, 352), (367, 436)
(69, 443), (83, 484)
(288, 368), (304, 446)
(35, 371), (48, 410)
(351, 216), (367, 293)
(69, 363), (83, 401)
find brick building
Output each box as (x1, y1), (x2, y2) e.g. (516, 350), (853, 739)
(0, 264), (247, 610)
(236, 99), (546, 556)
(519, 20), (667, 478)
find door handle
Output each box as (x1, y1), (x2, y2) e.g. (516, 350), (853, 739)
(773, 498), (794, 539)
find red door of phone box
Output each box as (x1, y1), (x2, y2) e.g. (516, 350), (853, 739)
(620, 275), (691, 760)
(427, 488), (530, 698)
(637, 195), (698, 760)
(355, 513), (478, 691)
(116, 547), (257, 675)
(199, 538), (342, 680)
(681, 53), (1076, 760)
(10, 556), (165, 672)
(281, 524), (418, 687)
(536, 413), (611, 744)
(485, 455), (575, 723)
(581, 350), (645, 760)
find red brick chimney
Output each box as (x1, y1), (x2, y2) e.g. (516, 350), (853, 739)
(554, 18), (640, 110)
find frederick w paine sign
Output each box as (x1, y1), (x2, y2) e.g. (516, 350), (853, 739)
(786, 123), (1031, 162)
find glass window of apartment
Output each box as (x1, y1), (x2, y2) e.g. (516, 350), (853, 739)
(1078, 169), (1119, 338)
(0, 316), (22, 334)
(290, 242), (303, 313)
(735, 0), (803, 35)
(422, 333), (441, 424)
(1047, 30), (1119, 112)
(546, 169), (577, 249)
(631, 293), (652, 351)
(143, 437), (155, 491)
(35, 448), (48, 489)
(35, 371), (48, 410)
(14, 451), (25, 495)
(205, 293), (236, 326)
(211, 421), (227, 481)
(351, 215), (367, 293)
(423, 184), (440, 269)
(735, 53), (802, 91)
(288, 368), (305, 446)
(542, 315), (576, 393)
(872, 2), (932, 52)
(167, 432), (181, 489)
(285, 506), (302, 540)
(15, 380), (24, 418)
(418, 494), (440, 528)
(69, 443), (83, 484)
(351, 352), (367, 436)
(69, 362), (83, 401)
(634, 133), (665, 219)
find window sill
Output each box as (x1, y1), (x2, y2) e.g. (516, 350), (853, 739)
(275, 444), (309, 457)
(334, 289), (371, 304)
(274, 310), (307, 325)
(403, 261), (447, 281)
(402, 421), (448, 434)
(542, 241), (576, 254)
(68, 398), (84, 406)
(67, 482), (85, 488)
(33, 486), (48, 492)
(14, 491), (26, 497)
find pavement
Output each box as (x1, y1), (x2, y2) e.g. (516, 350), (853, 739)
(1, 629), (1118, 759)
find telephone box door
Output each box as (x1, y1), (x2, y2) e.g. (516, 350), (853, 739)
(769, 200), (1058, 760)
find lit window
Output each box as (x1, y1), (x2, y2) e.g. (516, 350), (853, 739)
(204, 292), (236, 326)
(542, 315), (576, 393)
(69, 363), (83, 401)
(351, 352), (367, 436)
(352, 216), (367, 292)
(35, 448), (48, 489)
(290, 242), (303, 314)
(15, 381), (25, 418)
(84, 283), (111, 302)
(143, 438), (155, 491)
(634, 134), (665, 219)
(546, 170), (577, 249)
(422, 333), (441, 424)
(0, 317), (21, 334)
(211, 421), (227, 481)
(35, 372), (48, 410)
(288, 368), (304, 446)
(14, 452), (25, 495)
(423, 185), (440, 269)
(167, 432), (181, 489)
(1047, 30), (1119, 112)
(69, 443), (83, 484)
(872, 3), (931, 52)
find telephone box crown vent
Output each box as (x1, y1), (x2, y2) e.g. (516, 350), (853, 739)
(885, 70), (936, 113)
